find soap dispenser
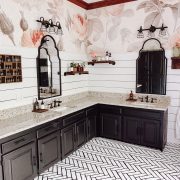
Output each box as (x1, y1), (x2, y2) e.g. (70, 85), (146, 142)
(129, 90), (134, 100)
(40, 100), (45, 109)
(34, 98), (39, 110)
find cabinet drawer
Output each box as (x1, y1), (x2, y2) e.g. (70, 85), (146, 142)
(124, 108), (162, 120)
(63, 111), (85, 127)
(100, 104), (122, 115)
(2, 133), (35, 154)
(37, 122), (59, 138)
(86, 106), (97, 116)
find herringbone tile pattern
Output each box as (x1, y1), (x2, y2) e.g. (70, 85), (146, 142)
(35, 138), (180, 180)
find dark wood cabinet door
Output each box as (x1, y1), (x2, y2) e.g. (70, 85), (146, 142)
(3, 142), (37, 180)
(0, 164), (2, 180)
(141, 119), (160, 148)
(61, 125), (75, 159)
(100, 113), (121, 140)
(76, 120), (86, 148)
(38, 131), (61, 172)
(87, 115), (97, 140)
(124, 117), (141, 145)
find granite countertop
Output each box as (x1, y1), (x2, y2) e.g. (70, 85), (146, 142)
(0, 96), (169, 140)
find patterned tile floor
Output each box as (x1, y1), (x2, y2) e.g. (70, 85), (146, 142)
(35, 138), (180, 180)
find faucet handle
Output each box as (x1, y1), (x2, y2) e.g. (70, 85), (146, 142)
(56, 100), (62, 106)
(145, 95), (149, 103)
(151, 98), (157, 103)
(138, 97), (144, 102)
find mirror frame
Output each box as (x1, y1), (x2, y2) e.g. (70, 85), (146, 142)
(136, 38), (167, 95)
(36, 35), (62, 100)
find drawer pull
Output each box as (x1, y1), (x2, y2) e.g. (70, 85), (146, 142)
(14, 138), (25, 145)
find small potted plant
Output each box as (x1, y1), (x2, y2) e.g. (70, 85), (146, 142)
(73, 63), (77, 72)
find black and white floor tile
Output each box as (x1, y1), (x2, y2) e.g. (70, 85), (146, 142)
(35, 138), (180, 180)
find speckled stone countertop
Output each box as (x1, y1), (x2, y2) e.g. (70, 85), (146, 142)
(0, 92), (170, 140)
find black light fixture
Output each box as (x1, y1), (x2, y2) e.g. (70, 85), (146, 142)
(36, 17), (63, 35)
(137, 24), (168, 38)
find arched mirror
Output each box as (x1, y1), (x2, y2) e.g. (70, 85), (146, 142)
(136, 38), (167, 95)
(37, 35), (61, 99)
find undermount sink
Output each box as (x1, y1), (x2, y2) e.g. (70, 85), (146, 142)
(51, 106), (69, 112)
(132, 102), (156, 107)
(51, 105), (77, 112)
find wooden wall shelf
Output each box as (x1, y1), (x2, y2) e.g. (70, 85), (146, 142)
(0, 54), (22, 84)
(64, 71), (89, 76)
(88, 60), (115, 66)
(171, 57), (180, 69)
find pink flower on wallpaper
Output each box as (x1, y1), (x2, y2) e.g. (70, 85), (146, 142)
(21, 30), (44, 48)
(31, 30), (44, 47)
(70, 14), (88, 41)
(106, 4), (124, 16)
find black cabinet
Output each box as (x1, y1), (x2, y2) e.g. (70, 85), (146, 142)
(3, 142), (37, 180)
(61, 124), (75, 159)
(38, 131), (61, 172)
(141, 119), (160, 148)
(61, 117), (87, 159)
(124, 117), (141, 145)
(86, 107), (97, 141)
(0, 163), (2, 180)
(87, 115), (97, 140)
(123, 107), (166, 150)
(100, 113), (122, 140)
(76, 120), (86, 148)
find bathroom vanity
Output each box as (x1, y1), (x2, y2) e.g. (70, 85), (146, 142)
(0, 96), (168, 180)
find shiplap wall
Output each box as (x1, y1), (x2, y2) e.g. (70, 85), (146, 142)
(87, 50), (180, 144)
(0, 47), (88, 110)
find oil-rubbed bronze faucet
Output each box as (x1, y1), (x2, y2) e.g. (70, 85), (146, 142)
(145, 95), (149, 102)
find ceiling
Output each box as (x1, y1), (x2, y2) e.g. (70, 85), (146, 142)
(68, 0), (136, 10)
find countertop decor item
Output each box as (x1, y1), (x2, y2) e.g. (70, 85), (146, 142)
(32, 109), (48, 113)
(36, 17), (63, 35)
(137, 24), (168, 38)
(88, 60), (115, 66)
(171, 57), (180, 69)
(0, 54), (22, 84)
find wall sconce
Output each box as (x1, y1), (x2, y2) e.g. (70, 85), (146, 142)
(137, 24), (168, 38)
(36, 17), (63, 35)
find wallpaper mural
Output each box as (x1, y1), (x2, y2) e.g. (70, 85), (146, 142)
(86, 0), (180, 56)
(0, 0), (179, 55)
(0, 0), (86, 53)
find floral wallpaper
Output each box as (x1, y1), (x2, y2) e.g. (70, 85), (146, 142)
(86, 0), (180, 56)
(0, 0), (179, 55)
(0, 0), (86, 53)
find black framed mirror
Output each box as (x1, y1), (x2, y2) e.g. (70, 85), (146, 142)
(37, 35), (61, 100)
(136, 38), (167, 95)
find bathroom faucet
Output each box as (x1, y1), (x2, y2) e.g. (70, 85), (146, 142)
(145, 95), (149, 103)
